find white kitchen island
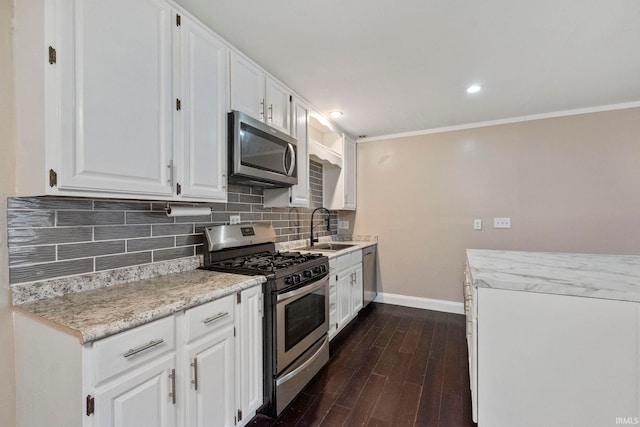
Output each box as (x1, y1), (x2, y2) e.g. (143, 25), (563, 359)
(465, 249), (640, 427)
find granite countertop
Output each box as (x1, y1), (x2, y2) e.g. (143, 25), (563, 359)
(14, 269), (266, 344)
(466, 249), (640, 303)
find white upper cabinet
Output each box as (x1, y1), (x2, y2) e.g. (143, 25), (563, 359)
(343, 134), (357, 210)
(14, 0), (228, 202)
(230, 51), (291, 134)
(59, 0), (175, 197)
(263, 97), (309, 207)
(229, 53), (266, 121)
(264, 78), (292, 134)
(175, 14), (228, 201)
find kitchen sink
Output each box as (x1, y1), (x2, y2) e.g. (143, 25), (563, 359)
(299, 243), (356, 251)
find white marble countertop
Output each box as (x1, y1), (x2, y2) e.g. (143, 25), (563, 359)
(14, 270), (266, 344)
(466, 249), (640, 303)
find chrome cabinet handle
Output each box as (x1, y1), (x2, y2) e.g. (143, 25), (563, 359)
(268, 104), (273, 121)
(123, 339), (164, 358)
(203, 312), (229, 325)
(260, 99), (265, 119)
(169, 369), (176, 404)
(191, 358), (199, 391)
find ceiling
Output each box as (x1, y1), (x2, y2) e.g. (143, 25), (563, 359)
(175, 0), (640, 138)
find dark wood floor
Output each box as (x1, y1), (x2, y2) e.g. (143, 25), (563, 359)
(248, 303), (476, 427)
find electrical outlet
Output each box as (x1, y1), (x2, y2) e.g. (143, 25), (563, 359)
(229, 215), (241, 225)
(474, 219), (482, 230)
(493, 217), (511, 229)
(338, 220), (349, 230)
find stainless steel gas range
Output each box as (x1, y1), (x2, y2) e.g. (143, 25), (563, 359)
(202, 223), (330, 417)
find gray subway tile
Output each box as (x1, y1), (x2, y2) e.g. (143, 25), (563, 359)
(8, 197), (93, 211)
(7, 210), (55, 228)
(153, 246), (195, 262)
(94, 225), (151, 241)
(8, 227), (93, 247)
(212, 212), (232, 222)
(128, 236), (175, 252)
(250, 187), (264, 195)
(227, 193), (239, 203)
(126, 211), (174, 225)
(195, 223), (222, 234)
(152, 224), (194, 236)
(199, 202), (227, 211)
(176, 234), (203, 246)
(251, 205), (272, 213)
(263, 213), (281, 221)
(176, 214), (211, 223)
(9, 246), (56, 266)
(10, 258), (94, 284)
(239, 194), (262, 204)
(93, 200), (152, 211)
(58, 241), (125, 260)
(226, 203), (252, 212)
(57, 211), (124, 226)
(241, 213), (262, 221)
(95, 252), (152, 271)
(227, 184), (251, 194)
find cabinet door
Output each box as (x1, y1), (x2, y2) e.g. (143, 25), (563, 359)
(230, 52), (265, 121)
(94, 355), (177, 427)
(237, 286), (264, 424)
(58, 0), (173, 196)
(351, 263), (363, 314)
(290, 98), (309, 206)
(186, 325), (236, 427)
(177, 16), (228, 201)
(343, 134), (357, 210)
(265, 77), (291, 134)
(328, 261), (338, 339)
(337, 269), (352, 330)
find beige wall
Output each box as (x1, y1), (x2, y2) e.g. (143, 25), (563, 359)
(1, 0), (16, 425)
(349, 108), (640, 303)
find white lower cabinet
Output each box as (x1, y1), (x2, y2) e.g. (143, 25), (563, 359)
(94, 355), (178, 427)
(14, 286), (263, 427)
(329, 249), (363, 340)
(467, 281), (640, 427)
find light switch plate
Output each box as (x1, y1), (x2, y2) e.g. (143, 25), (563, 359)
(474, 219), (482, 230)
(493, 217), (511, 229)
(229, 215), (241, 225)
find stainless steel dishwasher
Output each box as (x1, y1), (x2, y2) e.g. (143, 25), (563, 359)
(363, 245), (377, 307)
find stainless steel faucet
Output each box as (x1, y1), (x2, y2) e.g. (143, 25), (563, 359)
(310, 207), (331, 247)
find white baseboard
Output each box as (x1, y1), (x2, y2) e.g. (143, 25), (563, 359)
(373, 292), (464, 315)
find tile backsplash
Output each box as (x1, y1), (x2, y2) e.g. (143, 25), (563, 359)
(7, 161), (337, 285)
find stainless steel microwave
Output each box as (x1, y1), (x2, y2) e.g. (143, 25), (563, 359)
(228, 110), (298, 187)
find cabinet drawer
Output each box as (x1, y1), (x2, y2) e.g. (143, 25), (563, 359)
(351, 249), (363, 264)
(185, 294), (235, 343)
(336, 253), (352, 272)
(93, 316), (175, 384)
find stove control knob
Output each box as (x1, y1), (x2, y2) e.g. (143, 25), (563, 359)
(303, 270), (312, 278)
(312, 266), (321, 274)
(284, 276), (293, 285)
(319, 265), (327, 274)
(292, 274), (301, 284)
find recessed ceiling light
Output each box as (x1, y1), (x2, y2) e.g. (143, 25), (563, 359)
(329, 111), (343, 118)
(466, 85), (481, 94)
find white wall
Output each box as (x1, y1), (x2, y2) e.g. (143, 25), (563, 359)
(1, 0), (16, 425)
(348, 107), (640, 304)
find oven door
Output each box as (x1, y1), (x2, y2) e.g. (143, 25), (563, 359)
(276, 274), (329, 373)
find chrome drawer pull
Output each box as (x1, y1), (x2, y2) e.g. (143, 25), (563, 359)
(203, 312), (229, 325)
(124, 339), (165, 358)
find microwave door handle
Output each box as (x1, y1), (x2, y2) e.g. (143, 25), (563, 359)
(285, 143), (296, 176)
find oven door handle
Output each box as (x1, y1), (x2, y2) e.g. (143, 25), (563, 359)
(277, 274), (328, 302)
(276, 336), (329, 386)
